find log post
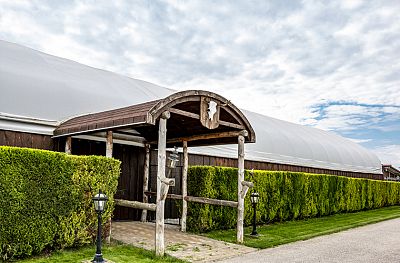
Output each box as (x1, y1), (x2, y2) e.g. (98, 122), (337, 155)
(115, 199), (157, 211)
(106, 131), (113, 158)
(184, 196), (238, 207)
(141, 144), (151, 222)
(181, 140), (188, 232)
(241, 181), (254, 199)
(155, 111), (170, 257)
(160, 177), (175, 200)
(105, 130), (113, 244)
(237, 130), (248, 244)
(65, 136), (72, 154)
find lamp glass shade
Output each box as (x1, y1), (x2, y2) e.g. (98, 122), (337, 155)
(250, 192), (259, 204)
(168, 158), (177, 169)
(93, 191), (108, 212)
(167, 147), (179, 168)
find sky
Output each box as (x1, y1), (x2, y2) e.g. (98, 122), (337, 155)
(0, 0), (399, 168)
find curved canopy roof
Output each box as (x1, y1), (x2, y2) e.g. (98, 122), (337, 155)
(54, 90), (256, 147)
(0, 40), (382, 174)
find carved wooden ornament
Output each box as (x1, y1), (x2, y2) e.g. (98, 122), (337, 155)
(200, 97), (220, 129)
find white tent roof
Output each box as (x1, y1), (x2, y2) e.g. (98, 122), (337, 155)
(0, 40), (172, 121)
(0, 40), (382, 174)
(192, 111), (381, 174)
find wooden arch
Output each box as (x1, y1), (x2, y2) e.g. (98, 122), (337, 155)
(146, 90), (255, 143)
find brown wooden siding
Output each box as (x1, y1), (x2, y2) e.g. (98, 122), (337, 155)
(187, 153), (383, 180)
(0, 130), (53, 150)
(148, 149), (183, 220)
(70, 138), (145, 221)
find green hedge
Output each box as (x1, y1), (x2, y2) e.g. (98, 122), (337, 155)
(0, 146), (120, 260)
(187, 166), (400, 232)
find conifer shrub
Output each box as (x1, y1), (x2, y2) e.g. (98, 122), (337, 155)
(186, 166), (400, 232)
(0, 146), (120, 260)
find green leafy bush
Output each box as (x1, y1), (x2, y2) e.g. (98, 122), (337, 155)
(187, 166), (400, 232)
(0, 146), (120, 260)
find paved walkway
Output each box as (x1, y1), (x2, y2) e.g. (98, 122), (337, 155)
(112, 221), (256, 262)
(216, 218), (400, 263)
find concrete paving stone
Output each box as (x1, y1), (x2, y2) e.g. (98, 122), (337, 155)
(112, 221), (256, 262)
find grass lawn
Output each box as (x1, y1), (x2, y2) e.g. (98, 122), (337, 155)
(16, 242), (185, 263)
(206, 206), (400, 249)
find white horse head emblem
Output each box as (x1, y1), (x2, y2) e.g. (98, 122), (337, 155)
(208, 100), (218, 120)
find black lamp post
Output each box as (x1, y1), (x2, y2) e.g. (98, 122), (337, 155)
(92, 189), (108, 263)
(250, 191), (259, 236)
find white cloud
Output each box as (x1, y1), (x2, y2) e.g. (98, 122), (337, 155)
(340, 0), (364, 10)
(0, 0), (399, 160)
(347, 138), (372, 144)
(373, 145), (400, 168)
(310, 104), (400, 131)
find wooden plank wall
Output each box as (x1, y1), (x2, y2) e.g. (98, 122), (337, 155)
(148, 149), (183, 220)
(0, 130), (53, 150)
(187, 153), (383, 180)
(113, 144), (145, 220)
(70, 138), (145, 221)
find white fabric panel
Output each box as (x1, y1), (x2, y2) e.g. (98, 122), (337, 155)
(190, 111), (382, 174)
(0, 40), (172, 121)
(0, 40), (382, 174)
(0, 117), (56, 135)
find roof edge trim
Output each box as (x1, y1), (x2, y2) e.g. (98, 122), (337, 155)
(0, 113), (58, 135)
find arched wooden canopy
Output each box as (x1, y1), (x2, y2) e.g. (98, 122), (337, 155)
(53, 90), (256, 147)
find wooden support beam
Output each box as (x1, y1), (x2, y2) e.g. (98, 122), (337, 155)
(181, 141), (188, 232)
(65, 136), (72, 154)
(155, 111), (169, 257)
(219, 120), (245, 130)
(145, 191), (183, 200)
(161, 177), (175, 186)
(160, 178), (175, 201)
(106, 131), (113, 158)
(169, 107), (245, 130)
(221, 105), (244, 126)
(169, 108), (200, 119)
(237, 130), (247, 244)
(145, 192), (238, 208)
(105, 130), (113, 244)
(141, 144), (151, 222)
(150, 131), (246, 145)
(184, 196), (238, 208)
(241, 181), (254, 199)
(148, 96), (200, 124)
(241, 181), (254, 188)
(115, 199), (156, 211)
(71, 133), (146, 147)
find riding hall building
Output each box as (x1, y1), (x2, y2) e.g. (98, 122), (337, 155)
(0, 40), (383, 225)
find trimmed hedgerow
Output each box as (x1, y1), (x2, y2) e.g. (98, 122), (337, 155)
(186, 166), (400, 232)
(0, 146), (120, 260)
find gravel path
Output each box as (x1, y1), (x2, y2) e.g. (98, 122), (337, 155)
(216, 218), (400, 263)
